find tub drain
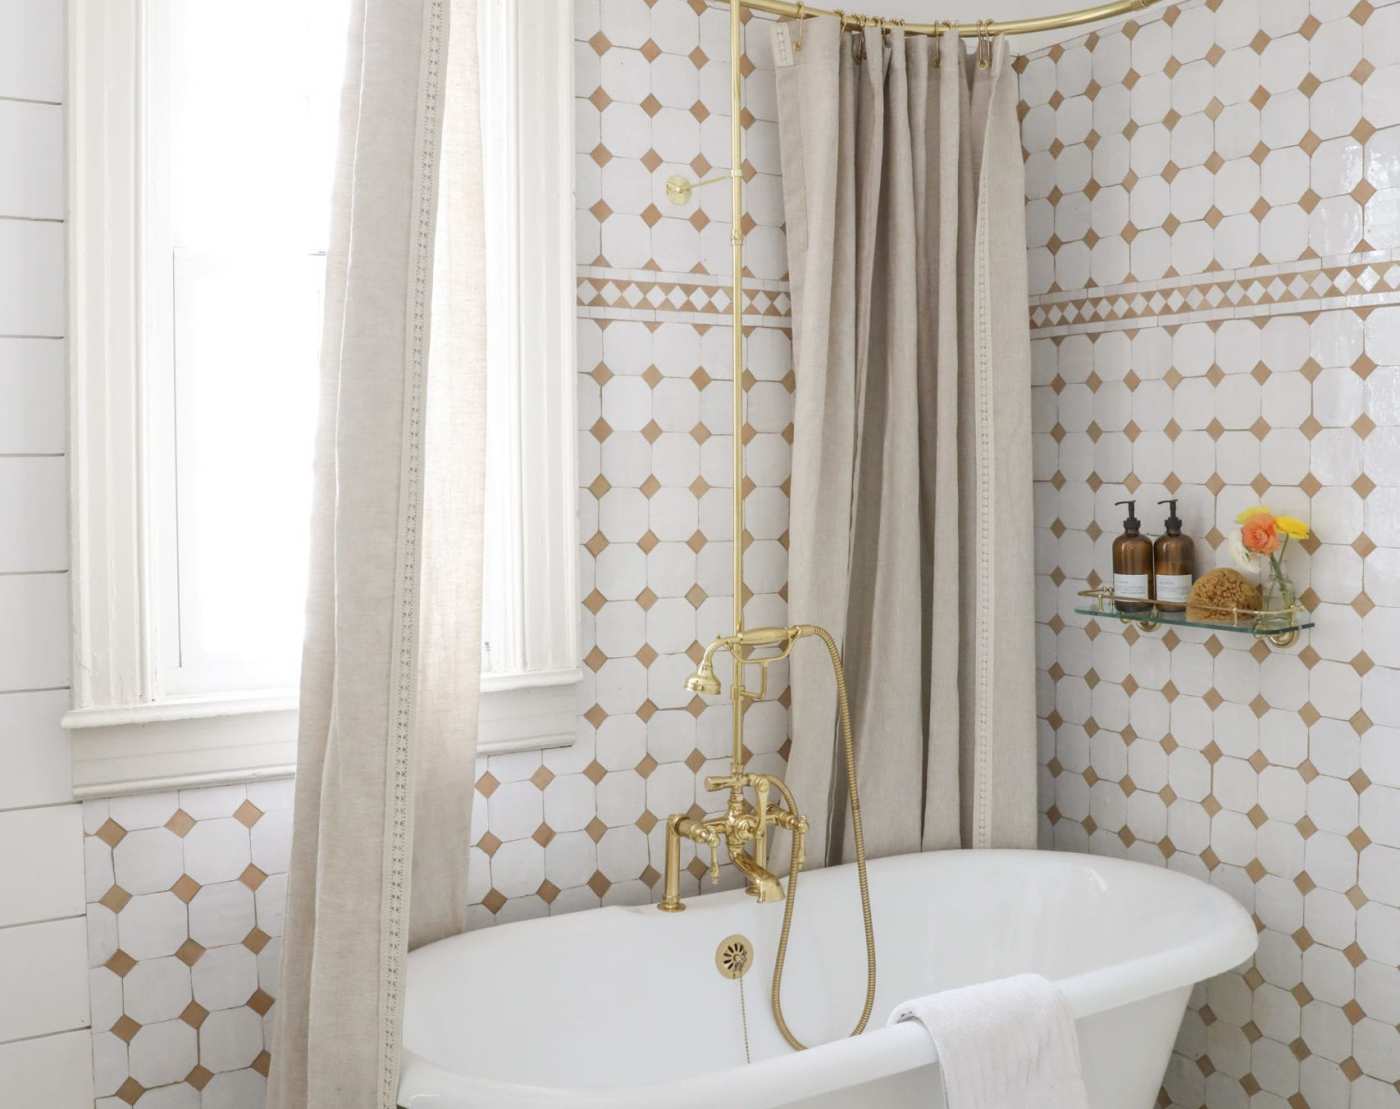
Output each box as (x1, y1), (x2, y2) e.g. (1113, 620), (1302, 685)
(715, 934), (754, 979)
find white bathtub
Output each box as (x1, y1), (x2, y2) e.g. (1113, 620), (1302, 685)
(397, 849), (1256, 1108)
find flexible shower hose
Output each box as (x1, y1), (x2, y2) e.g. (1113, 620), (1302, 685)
(767, 624), (876, 1051)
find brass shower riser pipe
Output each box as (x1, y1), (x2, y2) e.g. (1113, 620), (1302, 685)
(715, 0), (1162, 37)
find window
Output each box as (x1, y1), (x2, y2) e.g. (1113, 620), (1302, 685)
(67, 0), (577, 797)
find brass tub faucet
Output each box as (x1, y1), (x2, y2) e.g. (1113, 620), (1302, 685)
(659, 626), (809, 912)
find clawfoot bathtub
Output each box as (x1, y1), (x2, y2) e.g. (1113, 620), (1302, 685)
(397, 849), (1256, 1108)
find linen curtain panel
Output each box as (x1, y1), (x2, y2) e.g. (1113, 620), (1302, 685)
(774, 18), (1037, 864)
(269, 1), (486, 1107)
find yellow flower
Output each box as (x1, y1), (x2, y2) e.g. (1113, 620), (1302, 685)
(1235, 505), (1272, 524)
(1275, 515), (1310, 540)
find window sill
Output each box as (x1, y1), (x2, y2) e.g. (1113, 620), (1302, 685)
(64, 669), (582, 799)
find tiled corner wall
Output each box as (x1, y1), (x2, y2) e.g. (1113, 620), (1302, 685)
(457, 0), (795, 927)
(1019, 1), (1400, 1106)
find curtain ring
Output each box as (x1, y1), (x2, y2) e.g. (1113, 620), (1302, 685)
(793, 2), (805, 52)
(977, 20), (994, 70)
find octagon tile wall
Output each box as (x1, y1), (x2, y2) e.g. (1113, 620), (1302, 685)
(1019, 1), (1400, 1106)
(461, 0), (794, 929)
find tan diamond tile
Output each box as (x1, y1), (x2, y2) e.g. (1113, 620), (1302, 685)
(104, 949), (137, 977)
(233, 799), (263, 829)
(530, 765), (555, 791)
(95, 818), (127, 849)
(171, 873), (202, 902)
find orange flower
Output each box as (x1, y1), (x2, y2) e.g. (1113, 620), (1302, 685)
(1240, 513), (1280, 556)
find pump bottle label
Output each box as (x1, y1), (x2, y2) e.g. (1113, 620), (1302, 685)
(1114, 572), (1150, 599)
(1156, 574), (1192, 603)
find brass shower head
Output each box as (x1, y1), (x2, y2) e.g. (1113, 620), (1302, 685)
(684, 656), (723, 696)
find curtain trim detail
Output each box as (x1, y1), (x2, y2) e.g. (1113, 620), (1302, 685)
(378, 1), (449, 1103)
(969, 49), (1003, 852)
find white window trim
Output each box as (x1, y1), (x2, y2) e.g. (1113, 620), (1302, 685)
(65, 0), (578, 799)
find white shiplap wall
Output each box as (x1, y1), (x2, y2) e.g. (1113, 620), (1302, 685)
(0, 1), (95, 1105)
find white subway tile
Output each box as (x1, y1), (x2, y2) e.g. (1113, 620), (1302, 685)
(0, 0), (63, 103)
(0, 689), (71, 807)
(0, 804), (83, 926)
(0, 457), (66, 571)
(0, 219), (63, 336)
(0, 100), (62, 219)
(0, 1029), (94, 1106)
(0, 572), (68, 691)
(0, 338), (64, 454)
(0, 916), (89, 1042)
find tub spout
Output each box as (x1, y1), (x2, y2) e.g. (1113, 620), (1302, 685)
(730, 844), (782, 902)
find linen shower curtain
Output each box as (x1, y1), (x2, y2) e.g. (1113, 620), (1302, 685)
(269, 1), (486, 1107)
(774, 18), (1037, 864)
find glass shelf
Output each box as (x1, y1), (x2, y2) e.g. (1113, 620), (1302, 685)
(1075, 589), (1314, 649)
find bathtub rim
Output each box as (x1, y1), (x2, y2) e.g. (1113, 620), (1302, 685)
(397, 849), (1259, 1109)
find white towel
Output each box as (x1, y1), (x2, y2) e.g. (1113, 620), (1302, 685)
(888, 973), (1091, 1109)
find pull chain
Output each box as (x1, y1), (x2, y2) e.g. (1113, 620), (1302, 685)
(737, 974), (753, 1065)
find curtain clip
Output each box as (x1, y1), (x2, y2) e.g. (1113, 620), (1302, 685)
(977, 20), (995, 70)
(850, 19), (866, 65)
(793, 3), (806, 52)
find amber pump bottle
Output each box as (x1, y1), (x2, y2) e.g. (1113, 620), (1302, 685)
(1112, 499), (1154, 613)
(1153, 498), (1195, 608)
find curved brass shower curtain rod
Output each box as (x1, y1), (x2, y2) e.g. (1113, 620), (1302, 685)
(725, 0), (1162, 36)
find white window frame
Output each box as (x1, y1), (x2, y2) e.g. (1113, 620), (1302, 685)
(64, 0), (578, 798)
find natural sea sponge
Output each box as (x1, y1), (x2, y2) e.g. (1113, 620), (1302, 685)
(1186, 568), (1263, 625)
